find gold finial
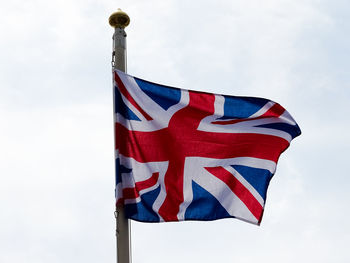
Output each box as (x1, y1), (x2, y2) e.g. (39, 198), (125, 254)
(109, 8), (130, 28)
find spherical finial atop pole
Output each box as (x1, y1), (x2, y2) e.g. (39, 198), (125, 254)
(109, 8), (130, 28)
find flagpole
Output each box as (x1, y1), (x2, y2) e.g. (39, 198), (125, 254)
(109, 9), (131, 263)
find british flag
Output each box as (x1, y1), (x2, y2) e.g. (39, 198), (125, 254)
(114, 70), (301, 225)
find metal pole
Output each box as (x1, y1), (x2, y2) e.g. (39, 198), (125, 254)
(109, 9), (131, 263)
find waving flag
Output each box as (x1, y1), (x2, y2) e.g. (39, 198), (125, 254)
(114, 70), (301, 225)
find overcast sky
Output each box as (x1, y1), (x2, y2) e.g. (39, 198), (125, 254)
(1, 0), (349, 262)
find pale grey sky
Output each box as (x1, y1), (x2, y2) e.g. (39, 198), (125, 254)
(1, 0), (349, 262)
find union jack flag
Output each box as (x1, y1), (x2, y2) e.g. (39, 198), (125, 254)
(114, 70), (301, 225)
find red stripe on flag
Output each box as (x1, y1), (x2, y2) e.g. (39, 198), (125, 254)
(205, 166), (263, 222)
(123, 187), (139, 199)
(114, 72), (153, 121)
(135, 172), (159, 192)
(212, 116), (266, 125)
(213, 119), (254, 125)
(122, 172), (160, 200)
(261, 103), (285, 118)
(158, 91), (216, 221)
(115, 122), (289, 163)
(212, 103), (286, 125)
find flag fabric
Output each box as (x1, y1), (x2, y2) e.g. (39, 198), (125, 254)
(114, 70), (301, 225)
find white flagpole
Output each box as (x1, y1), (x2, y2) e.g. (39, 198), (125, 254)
(109, 9), (131, 263)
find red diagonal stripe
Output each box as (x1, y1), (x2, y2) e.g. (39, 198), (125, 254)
(115, 72), (153, 121)
(205, 166), (263, 222)
(212, 115), (271, 125)
(122, 172), (160, 200)
(123, 187), (139, 200)
(212, 103), (286, 125)
(135, 172), (159, 192)
(261, 103), (285, 118)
